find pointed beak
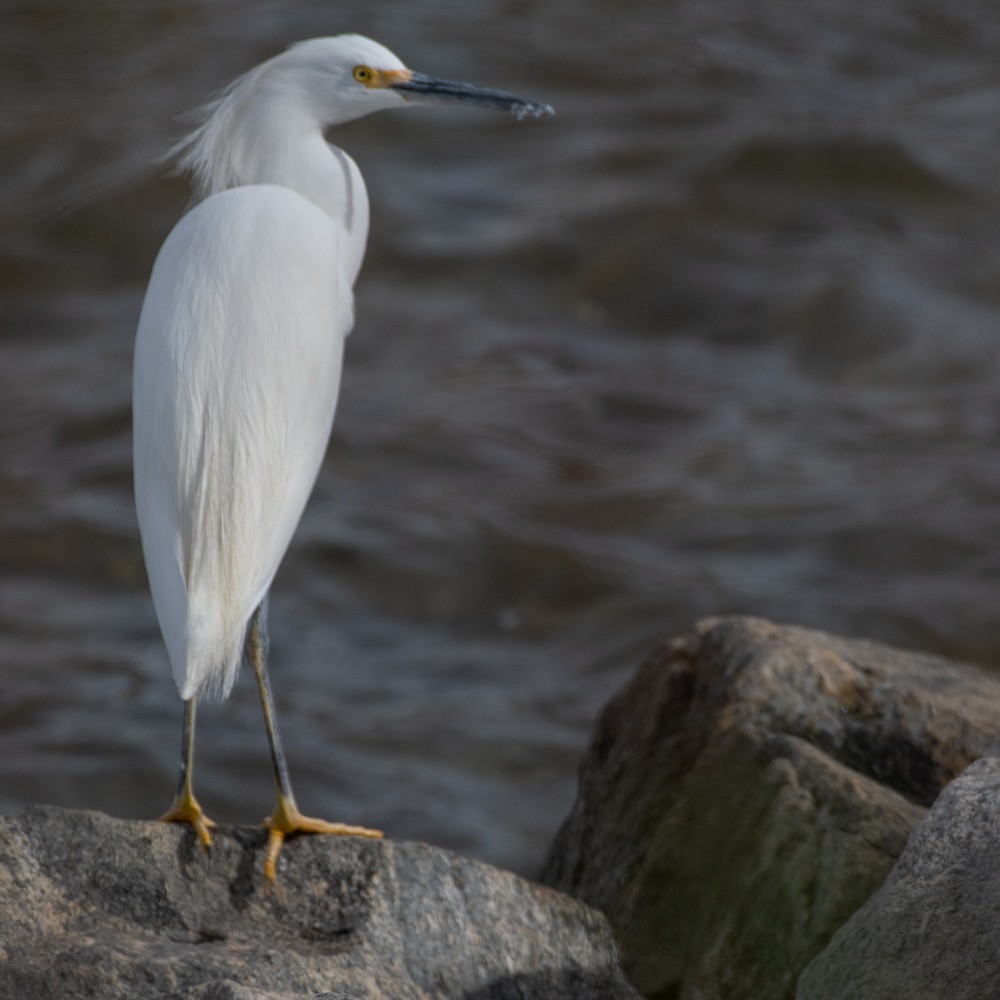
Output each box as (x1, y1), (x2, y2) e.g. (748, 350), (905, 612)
(390, 71), (555, 120)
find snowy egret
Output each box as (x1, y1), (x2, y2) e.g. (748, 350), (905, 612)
(132, 34), (553, 882)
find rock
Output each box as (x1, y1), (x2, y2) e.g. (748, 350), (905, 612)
(797, 744), (1000, 999)
(0, 805), (641, 1000)
(540, 616), (1000, 1000)
(165, 982), (362, 1000)
(166, 984), (351, 1000)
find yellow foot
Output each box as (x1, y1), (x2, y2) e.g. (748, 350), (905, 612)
(158, 791), (217, 849)
(262, 795), (382, 884)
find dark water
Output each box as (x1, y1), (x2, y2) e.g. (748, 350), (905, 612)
(4, 0), (1000, 875)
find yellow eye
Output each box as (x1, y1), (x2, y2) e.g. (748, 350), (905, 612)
(353, 65), (373, 84)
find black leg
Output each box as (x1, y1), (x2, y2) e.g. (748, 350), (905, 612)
(248, 600), (297, 808)
(247, 597), (383, 884)
(159, 696), (215, 847)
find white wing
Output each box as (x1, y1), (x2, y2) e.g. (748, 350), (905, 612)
(133, 184), (355, 701)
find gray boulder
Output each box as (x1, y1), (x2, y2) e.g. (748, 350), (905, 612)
(0, 805), (641, 1000)
(540, 616), (1000, 1000)
(797, 744), (1000, 999)
(166, 985), (354, 1000)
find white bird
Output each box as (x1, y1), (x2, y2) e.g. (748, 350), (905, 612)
(132, 34), (553, 882)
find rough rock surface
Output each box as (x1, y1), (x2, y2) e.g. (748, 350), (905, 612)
(0, 805), (641, 1000)
(166, 986), (357, 1000)
(797, 743), (1000, 1000)
(540, 616), (1000, 1000)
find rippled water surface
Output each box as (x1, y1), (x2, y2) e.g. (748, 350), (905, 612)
(4, 0), (1000, 874)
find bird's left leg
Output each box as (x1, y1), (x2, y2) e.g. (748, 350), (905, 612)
(158, 697), (216, 847)
(248, 600), (382, 884)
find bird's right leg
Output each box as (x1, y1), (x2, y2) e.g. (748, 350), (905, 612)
(248, 603), (381, 885)
(158, 697), (216, 848)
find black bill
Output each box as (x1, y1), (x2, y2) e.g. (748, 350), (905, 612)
(391, 72), (555, 120)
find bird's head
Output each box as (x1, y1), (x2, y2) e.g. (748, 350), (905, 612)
(171, 34), (553, 202)
(272, 34), (554, 127)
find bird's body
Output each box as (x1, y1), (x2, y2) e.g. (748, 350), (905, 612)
(135, 38), (379, 701)
(132, 33), (552, 881)
(134, 184), (353, 699)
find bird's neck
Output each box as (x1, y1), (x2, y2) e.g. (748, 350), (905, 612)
(174, 93), (371, 284)
(236, 115), (370, 242)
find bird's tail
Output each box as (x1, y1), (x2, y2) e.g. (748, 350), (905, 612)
(180, 593), (249, 702)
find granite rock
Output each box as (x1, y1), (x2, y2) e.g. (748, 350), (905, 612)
(0, 805), (640, 1000)
(797, 743), (1000, 1000)
(541, 616), (1000, 999)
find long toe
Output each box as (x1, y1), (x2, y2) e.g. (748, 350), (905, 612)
(281, 815), (383, 837)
